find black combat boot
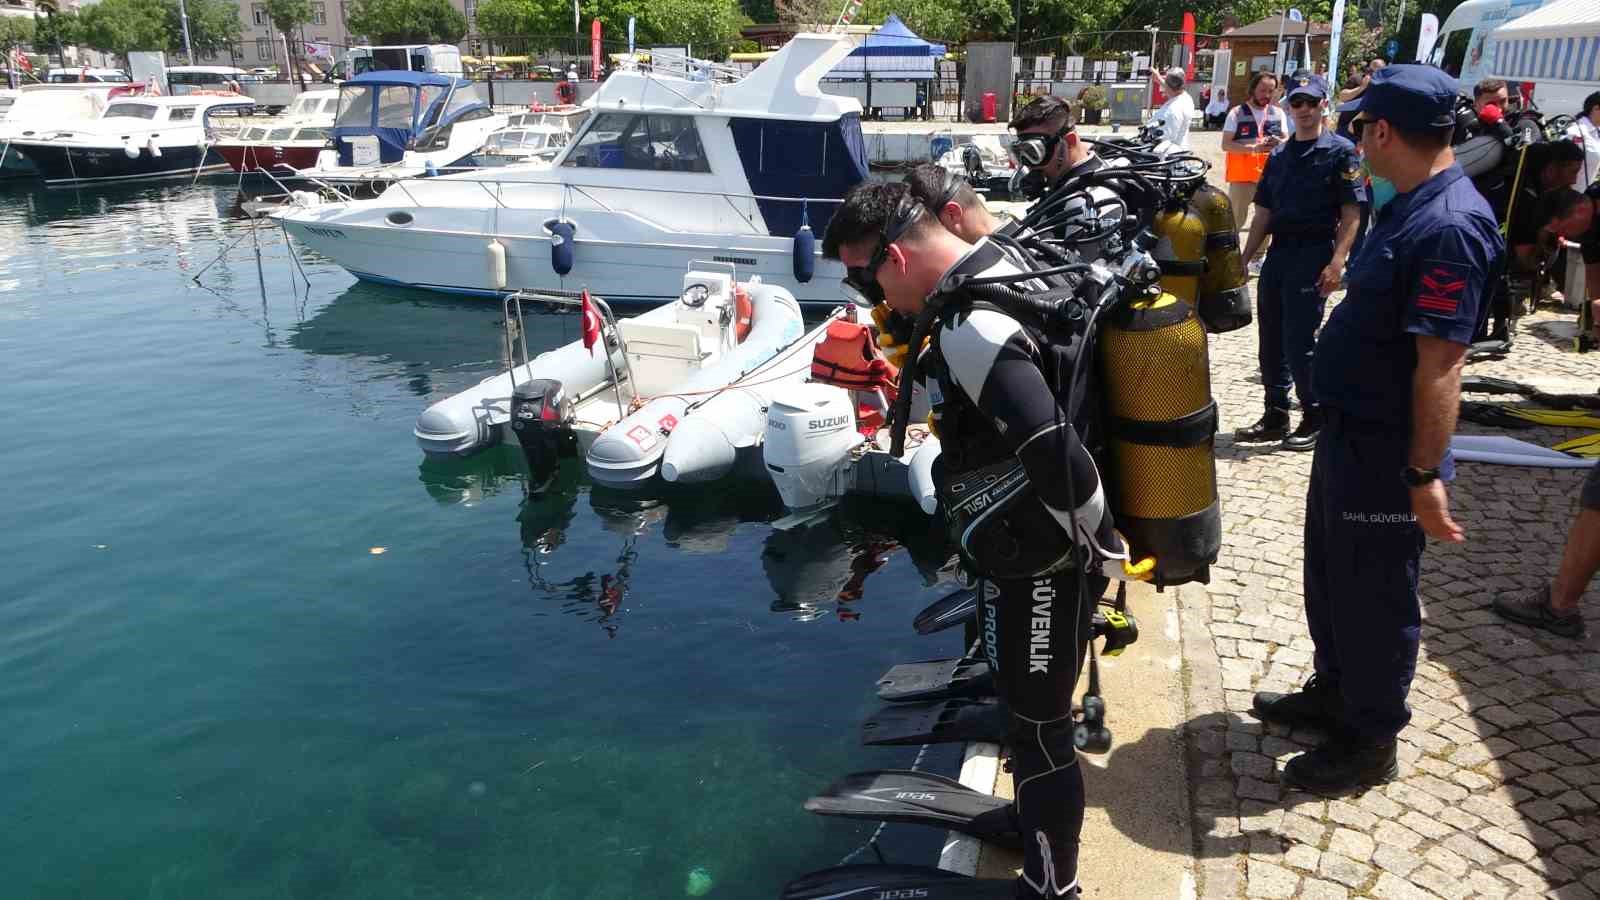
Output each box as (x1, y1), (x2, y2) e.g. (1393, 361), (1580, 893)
(1282, 408), (1323, 451)
(1283, 737), (1399, 793)
(1233, 408), (1290, 442)
(1252, 673), (1341, 731)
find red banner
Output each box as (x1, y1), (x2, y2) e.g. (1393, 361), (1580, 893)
(1182, 12), (1197, 81)
(591, 20), (602, 81)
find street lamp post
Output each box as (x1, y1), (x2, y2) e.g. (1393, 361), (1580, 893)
(176, 0), (196, 65)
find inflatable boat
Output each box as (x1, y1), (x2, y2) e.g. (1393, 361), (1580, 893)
(414, 265), (831, 489)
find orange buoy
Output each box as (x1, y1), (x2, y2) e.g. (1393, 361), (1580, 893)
(733, 284), (753, 342)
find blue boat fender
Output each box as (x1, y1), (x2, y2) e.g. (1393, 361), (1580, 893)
(546, 218), (576, 276)
(792, 202), (815, 284)
(424, 160), (439, 177)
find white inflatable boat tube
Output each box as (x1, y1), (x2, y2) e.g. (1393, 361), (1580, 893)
(586, 282), (807, 487)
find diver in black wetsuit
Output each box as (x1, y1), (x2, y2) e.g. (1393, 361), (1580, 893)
(823, 180), (1152, 899)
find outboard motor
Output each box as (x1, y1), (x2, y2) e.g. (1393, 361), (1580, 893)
(762, 383), (864, 512)
(961, 144), (985, 179)
(510, 378), (577, 492)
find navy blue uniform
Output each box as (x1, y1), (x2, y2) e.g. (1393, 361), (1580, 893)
(1252, 131), (1365, 414)
(1308, 165), (1502, 741)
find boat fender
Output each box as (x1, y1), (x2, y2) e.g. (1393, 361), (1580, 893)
(424, 160), (439, 178)
(792, 203), (815, 284)
(147, 137), (162, 158)
(487, 239), (508, 291)
(546, 219), (576, 276)
(123, 142), (140, 159)
(733, 284), (753, 342)
(908, 440), (941, 515)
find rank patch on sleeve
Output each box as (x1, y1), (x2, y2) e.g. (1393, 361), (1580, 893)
(1416, 260), (1467, 316)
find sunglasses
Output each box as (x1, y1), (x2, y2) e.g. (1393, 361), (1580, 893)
(1009, 124), (1071, 168)
(1349, 116), (1374, 139)
(1288, 96), (1320, 109)
(840, 196), (926, 306)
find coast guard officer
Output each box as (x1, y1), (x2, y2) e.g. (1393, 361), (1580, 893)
(1233, 73), (1364, 451)
(1252, 65), (1504, 793)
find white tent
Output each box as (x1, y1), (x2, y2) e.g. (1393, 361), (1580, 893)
(1488, 0), (1600, 85)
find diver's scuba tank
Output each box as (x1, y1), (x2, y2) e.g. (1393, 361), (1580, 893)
(1150, 200), (1206, 309)
(1098, 291), (1221, 587)
(1189, 184), (1252, 334)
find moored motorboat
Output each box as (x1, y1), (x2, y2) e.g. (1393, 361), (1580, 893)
(215, 88), (337, 174)
(1, 82), (145, 179)
(415, 266), (833, 489)
(9, 93), (255, 186)
(289, 71), (507, 192)
(276, 33), (867, 306)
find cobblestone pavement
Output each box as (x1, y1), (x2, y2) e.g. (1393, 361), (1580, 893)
(1184, 299), (1600, 900)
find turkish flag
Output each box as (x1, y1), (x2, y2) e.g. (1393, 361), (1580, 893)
(581, 290), (601, 356)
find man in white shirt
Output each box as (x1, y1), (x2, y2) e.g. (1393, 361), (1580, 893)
(1566, 91), (1600, 193)
(1153, 67), (1194, 149)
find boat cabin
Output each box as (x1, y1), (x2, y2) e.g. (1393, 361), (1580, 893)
(330, 71), (494, 166)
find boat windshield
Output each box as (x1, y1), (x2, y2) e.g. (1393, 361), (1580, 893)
(267, 127), (295, 141)
(104, 103), (159, 119)
(335, 85), (374, 127)
(296, 126), (329, 141)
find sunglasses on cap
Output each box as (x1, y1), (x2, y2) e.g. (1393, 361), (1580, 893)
(1009, 124), (1071, 168)
(840, 194), (927, 307)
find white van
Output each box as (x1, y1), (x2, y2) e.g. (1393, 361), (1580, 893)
(342, 45), (464, 79)
(1433, 0), (1598, 115)
(167, 66), (253, 93)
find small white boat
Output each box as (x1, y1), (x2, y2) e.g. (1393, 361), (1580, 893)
(415, 265), (833, 489)
(933, 132), (1014, 198)
(475, 108), (588, 168)
(1, 82), (146, 178)
(8, 93), (255, 185)
(292, 71), (507, 191)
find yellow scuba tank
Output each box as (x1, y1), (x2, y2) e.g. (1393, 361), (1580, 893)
(1151, 202), (1207, 309)
(1098, 291), (1221, 587)
(1190, 184), (1252, 334)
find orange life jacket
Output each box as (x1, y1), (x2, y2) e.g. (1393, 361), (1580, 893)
(1224, 102), (1279, 184)
(810, 319), (899, 399)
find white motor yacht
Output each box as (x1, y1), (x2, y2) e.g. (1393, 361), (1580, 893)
(8, 93), (255, 185)
(290, 71), (507, 191)
(1, 83), (144, 178)
(276, 34), (868, 305)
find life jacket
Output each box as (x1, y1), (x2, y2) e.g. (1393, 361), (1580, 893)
(811, 319), (899, 398)
(1224, 101), (1277, 184)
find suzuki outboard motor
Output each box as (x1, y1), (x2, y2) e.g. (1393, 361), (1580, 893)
(510, 378), (577, 491)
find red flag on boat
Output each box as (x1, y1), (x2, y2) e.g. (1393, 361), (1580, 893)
(581, 290), (601, 355)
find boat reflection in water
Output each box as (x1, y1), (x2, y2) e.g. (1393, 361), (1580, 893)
(417, 446), (956, 636)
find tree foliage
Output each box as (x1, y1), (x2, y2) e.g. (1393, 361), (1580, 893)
(1, 15), (36, 49)
(265, 0), (311, 79)
(473, 0), (747, 60)
(77, 0), (169, 55)
(346, 0), (470, 44)
(178, 0), (244, 55)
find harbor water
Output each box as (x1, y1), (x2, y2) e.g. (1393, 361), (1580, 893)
(0, 181), (964, 898)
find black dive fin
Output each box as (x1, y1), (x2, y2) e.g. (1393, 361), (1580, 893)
(913, 586), (978, 635)
(877, 656), (995, 701)
(1459, 401), (1535, 429)
(804, 769), (1019, 848)
(1529, 391), (1600, 411)
(782, 865), (1016, 899)
(1461, 374), (1535, 396)
(861, 697), (1010, 746)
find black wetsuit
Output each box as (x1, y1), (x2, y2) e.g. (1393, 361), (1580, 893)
(924, 239), (1127, 898)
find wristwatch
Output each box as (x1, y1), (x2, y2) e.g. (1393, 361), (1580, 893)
(1401, 466), (1440, 488)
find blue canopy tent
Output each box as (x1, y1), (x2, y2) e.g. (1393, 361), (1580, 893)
(827, 15), (947, 81)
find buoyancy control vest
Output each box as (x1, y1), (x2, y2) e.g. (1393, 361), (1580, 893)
(927, 291), (1102, 579)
